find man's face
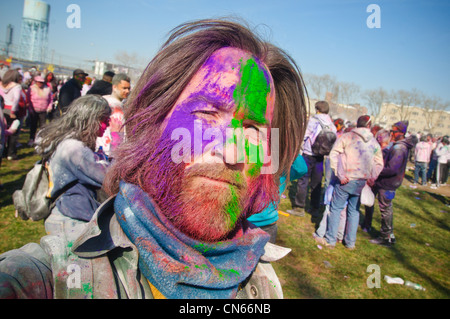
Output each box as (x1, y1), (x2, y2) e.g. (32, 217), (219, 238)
(390, 127), (404, 142)
(113, 80), (131, 101)
(158, 47), (276, 242)
(74, 74), (86, 86)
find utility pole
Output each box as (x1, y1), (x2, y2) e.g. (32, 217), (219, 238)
(6, 24), (13, 57)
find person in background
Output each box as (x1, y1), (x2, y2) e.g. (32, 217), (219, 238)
(369, 121), (413, 246)
(0, 69), (25, 160)
(248, 154), (307, 243)
(323, 118), (344, 193)
(81, 77), (93, 96)
(411, 135), (433, 187)
(96, 73), (131, 158)
(0, 96), (6, 188)
(34, 95), (119, 240)
(56, 69), (88, 117)
(290, 101), (336, 217)
(319, 115), (383, 249)
(27, 75), (53, 146)
(86, 71), (115, 96)
(431, 136), (449, 188)
(362, 128), (391, 232)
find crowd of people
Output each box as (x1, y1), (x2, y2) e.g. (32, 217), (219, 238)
(288, 100), (449, 249)
(0, 18), (448, 299)
(0, 65), (131, 187)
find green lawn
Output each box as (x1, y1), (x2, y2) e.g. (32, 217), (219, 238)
(1, 130), (449, 298)
(274, 177), (450, 299)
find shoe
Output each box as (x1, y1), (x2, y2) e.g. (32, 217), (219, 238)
(7, 155), (18, 160)
(409, 184), (417, 189)
(314, 236), (335, 249)
(344, 245), (355, 250)
(287, 207), (305, 217)
(430, 184), (437, 189)
(362, 227), (371, 233)
(370, 236), (395, 247)
(27, 139), (34, 147)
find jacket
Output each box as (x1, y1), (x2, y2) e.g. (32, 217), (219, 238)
(57, 78), (82, 113)
(0, 196), (290, 299)
(27, 83), (53, 113)
(414, 141), (432, 163)
(46, 138), (109, 222)
(86, 80), (112, 96)
(435, 143), (449, 164)
(302, 113), (336, 156)
(374, 137), (414, 190)
(329, 127), (384, 182)
(0, 83), (22, 114)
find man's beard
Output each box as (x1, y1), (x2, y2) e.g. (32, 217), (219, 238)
(140, 130), (278, 243)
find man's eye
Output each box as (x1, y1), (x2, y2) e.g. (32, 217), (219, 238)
(244, 125), (260, 144)
(192, 110), (217, 117)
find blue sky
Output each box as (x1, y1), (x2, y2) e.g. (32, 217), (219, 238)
(0, 0), (449, 103)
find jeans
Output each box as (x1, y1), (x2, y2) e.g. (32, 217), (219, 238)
(413, 161), (427, 185)
(378, 189), (396, 239)
(325, 179), (365, 248)
(427, 158), (437, 182)
(294, 154), (323, 209)
(315, 205), (346, 240)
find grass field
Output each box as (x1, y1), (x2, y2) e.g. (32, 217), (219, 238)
(0, 130), (449, 299)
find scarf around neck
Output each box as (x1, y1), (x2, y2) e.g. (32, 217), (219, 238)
(114, 181), (269, 299)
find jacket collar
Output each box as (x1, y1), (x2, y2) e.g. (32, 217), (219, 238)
(71, 195), (134, 258)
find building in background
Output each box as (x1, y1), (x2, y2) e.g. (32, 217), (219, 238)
(18, 0), (50, 62)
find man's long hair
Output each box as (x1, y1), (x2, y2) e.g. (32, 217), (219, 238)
(103, 18), (308, 201)
(36, 95), (111, 160)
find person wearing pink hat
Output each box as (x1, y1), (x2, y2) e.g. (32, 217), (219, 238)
(27, 75), (53, 146)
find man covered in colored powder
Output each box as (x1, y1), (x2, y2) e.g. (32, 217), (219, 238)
(0, 19), (307, 299)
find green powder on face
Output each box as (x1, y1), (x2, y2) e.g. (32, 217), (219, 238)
(232, 57), (271, 125)
(222, 57), (271, 227)
(231, 57), (271, 177)
(245, 138), (264, 177)
(224, 185), (240, 229)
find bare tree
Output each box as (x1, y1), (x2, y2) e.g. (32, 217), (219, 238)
(322, 74), (337, 102)
(362, 87), (389, 123)
(303, 73), (338, 102)
(391, 89), (422, 122)
(421, 95), (450, 134)
(336, 81), (360, 105)
(303, 73), (324, 100)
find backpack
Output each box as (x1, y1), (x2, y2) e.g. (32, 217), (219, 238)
(13, 160), (53, 221)
(311, 121), (337, 156)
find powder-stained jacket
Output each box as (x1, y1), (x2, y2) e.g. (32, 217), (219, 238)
(0, 197), (289, 299)
(374, 137), (414, 190)
(46, 138), (109, 222)
(27, 83), (53, 113)
(329, 127), (384, 182)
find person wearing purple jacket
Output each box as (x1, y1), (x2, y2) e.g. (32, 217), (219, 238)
(370, 121), (414, 247)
